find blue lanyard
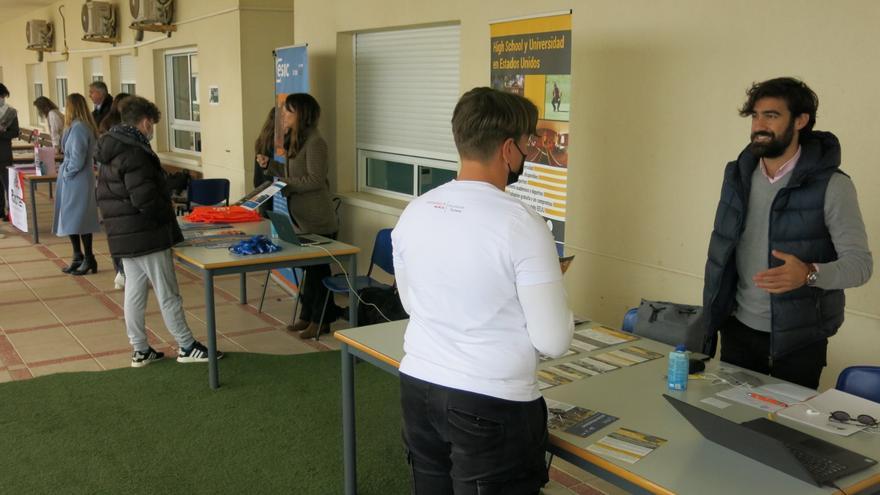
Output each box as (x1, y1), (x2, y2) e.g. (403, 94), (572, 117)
(228, 235), (282, 256)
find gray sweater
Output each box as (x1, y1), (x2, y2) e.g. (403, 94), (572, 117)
(266, 129), (338, 235)
(735, 168), (873, 332)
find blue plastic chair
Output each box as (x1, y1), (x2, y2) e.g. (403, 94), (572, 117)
(621, 307), (638, 333)
(185, 178), (230, 211)
(836, 366), (880, 403)
(315, 228), (394, 338)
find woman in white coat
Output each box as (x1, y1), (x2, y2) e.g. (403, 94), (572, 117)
(32, 96), (64, 151)
(53, 93), (101, 275)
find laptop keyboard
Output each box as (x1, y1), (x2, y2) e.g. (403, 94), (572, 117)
(787, 445), (847, 481)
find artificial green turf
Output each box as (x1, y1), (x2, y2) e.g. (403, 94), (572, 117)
(0, 352), (409, 494)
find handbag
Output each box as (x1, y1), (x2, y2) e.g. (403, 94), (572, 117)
(633, 299), (708, 353)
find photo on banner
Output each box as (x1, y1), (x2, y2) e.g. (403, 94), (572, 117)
(490, 12), (571, 250)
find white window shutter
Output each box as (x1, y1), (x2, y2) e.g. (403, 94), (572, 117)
(356, 25), (460, 162)
(118, 55), (135, 83)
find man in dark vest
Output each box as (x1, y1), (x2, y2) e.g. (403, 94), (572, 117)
(702, 77), (872, 389)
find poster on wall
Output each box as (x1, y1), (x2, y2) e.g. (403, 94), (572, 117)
(490, 12), (571, 249)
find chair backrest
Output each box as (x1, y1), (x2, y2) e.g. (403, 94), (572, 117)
(836, 366), (880, 403)
(621, 307), (638, 333)
(189, 178), (230, 207)
(366, 228), (394, 277)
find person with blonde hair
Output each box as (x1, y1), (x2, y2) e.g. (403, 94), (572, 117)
(32, 96), (64, 150)
(54, 93), (101, 275)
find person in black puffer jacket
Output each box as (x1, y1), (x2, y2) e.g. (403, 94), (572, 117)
(95, 96), (222, 368)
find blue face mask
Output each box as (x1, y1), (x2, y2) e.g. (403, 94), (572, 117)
(506, 141), (527, 186)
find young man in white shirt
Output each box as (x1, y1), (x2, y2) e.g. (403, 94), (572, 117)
(392, 87), (574, 494)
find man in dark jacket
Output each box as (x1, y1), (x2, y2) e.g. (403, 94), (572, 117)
(703, 78), (872, 389)
(89, 81), (113, 129)
(95, 96), (222, 367)
(0, 83), (20, 221)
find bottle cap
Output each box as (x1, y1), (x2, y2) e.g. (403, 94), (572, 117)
(675, 344), (686, 352)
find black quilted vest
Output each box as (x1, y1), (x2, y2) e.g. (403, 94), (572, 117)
(702, 131), (845, 359)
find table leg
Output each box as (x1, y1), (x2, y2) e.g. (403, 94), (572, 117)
(239, 272), (247, 304)
(205, 272), (219, 389)
(341, 343), (357, 495)
(29, 180), (39, 244)
(348, 255), (358, 327)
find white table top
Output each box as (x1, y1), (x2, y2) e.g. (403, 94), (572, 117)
(335, 320), (880, 495)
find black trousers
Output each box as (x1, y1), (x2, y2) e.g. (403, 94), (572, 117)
(400, 373), (549, 495)
(720, 316), (828, 389)
(298, 232), (341, 323)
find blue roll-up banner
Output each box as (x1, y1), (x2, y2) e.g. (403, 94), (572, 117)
(272, 44), (309, 290)
(272, 44), (309, 215)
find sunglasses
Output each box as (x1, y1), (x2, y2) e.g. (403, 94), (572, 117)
(829, 410), (878, 428)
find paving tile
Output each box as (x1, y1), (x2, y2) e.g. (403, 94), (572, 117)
(66, 319), (131, 355)
(0, 236), (32, 248)
(188, 304), (279, 334)
(227, 329), (319, 355)
(6, 326), (87, 363)
(0, 265), (20, 282)
(26, 276), (90, 299)
(94, 351), (135, 371)
(46, 295), (117, 324)
(550, 466), (582, 487)
(0, 246), (49, 263)
(0, 301), (60, 330)
(541, 481), (578, 494)
(10, 260), (66, 279)
(0, 280), (36, 304)
(29, 357), (103, 377)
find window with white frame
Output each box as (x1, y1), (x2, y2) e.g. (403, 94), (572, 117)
(49, 61), (68, 111)
(85, 57), (104, 83)
(115, 54), (136, 95)
(27, 63), (45, 124)
(164, 49), (201, 153)
(355, 24), (460, 199)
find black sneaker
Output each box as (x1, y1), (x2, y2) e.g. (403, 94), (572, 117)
(131, 347), (165, 368)
(177, 341), (224, 363)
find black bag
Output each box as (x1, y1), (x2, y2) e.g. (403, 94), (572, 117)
(357, 286), (408, 326)
(633, 299), (708, 353)
(165, 171), (191, 195)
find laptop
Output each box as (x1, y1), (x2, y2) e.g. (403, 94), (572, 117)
(267, 211), (328, 247)
(663, 394), (877, 486)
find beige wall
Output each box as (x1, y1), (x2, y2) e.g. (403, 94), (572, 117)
(295, 0), (880, 390)
(0, 0), (293, 199)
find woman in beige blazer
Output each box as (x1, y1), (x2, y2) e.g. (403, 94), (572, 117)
(257, 93), (341, 339)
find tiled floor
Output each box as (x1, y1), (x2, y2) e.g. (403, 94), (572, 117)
(0, 182), (627, 495)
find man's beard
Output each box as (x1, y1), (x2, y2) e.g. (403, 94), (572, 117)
(749, 119), (795, 158)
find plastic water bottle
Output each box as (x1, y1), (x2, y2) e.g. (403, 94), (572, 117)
(667, 344), (689, 391)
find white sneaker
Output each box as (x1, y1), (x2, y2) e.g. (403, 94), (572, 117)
(114, 271), (126, 289)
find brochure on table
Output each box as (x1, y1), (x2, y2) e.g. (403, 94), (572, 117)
(236, 181), (287, 211)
